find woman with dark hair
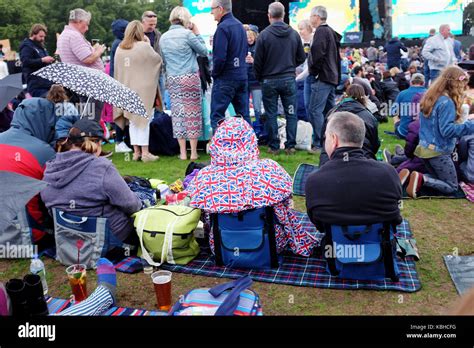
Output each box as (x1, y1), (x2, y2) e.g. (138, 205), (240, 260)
(319, 84), (380, 165)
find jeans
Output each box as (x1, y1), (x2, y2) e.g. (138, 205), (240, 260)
(308, 76), (336, 148)
(304, 76), (312, 121)
(261, 77), (297, 150)
(429, 69), (441, 86)
(423, 63), (431, 88)
(210, 78), (250, 132)
(249, 88), (263, 124)
(423, 155), (459, 194)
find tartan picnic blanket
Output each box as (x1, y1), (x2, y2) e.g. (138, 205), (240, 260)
(292, 163), (318, 196)
(46, 296), (167, 316)
(161, 213), (422, 293)
(460, 182), (474, 202)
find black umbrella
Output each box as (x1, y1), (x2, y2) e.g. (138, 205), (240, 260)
(0, 73), (23, 111)
(33, 62), (148, 118)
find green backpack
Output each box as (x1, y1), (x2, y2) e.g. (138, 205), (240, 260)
(134, 206), (201, 266)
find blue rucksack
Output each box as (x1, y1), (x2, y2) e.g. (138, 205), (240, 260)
(322, 223), (400, 282)
(211, 207), (281, 269)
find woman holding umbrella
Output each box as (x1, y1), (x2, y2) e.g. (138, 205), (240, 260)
(114, 21), (162, 162)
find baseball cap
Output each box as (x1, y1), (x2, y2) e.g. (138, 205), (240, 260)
(69, 118), (104, 143)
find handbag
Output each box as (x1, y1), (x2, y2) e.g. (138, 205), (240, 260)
(134, 206), (201, 267)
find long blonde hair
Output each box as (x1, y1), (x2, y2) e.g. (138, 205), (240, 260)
(420, 66), (468, 122)
(120, 20), (145, 50)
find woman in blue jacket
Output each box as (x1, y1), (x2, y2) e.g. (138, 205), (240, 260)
(406, 66), (474, 198)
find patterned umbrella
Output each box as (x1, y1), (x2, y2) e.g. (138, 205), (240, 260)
(33, 62), (148, 117)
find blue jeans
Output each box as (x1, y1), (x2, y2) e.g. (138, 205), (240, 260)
(423, 63), (431, 88)
(249, 88), (262, 124)
(211, 79), (250, 132)
(423, 155), (458, 194)
(261, 77), (297, 150)
(308, 76), (336, 148)
(429, 69), (441, 86)
(304, 76), (312, 120)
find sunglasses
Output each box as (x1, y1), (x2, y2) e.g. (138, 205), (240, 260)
(145, 14), (157, 18)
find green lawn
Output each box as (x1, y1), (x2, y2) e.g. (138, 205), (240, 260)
(0, 118), (472, 315)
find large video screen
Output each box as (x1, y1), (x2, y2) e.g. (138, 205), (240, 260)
(392, 0), (464, 38)
(289, 0), (360, 37)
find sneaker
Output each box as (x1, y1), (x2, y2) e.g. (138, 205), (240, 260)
(394, 144), (404, 156)
(406, 171), (424, 199)
(141, 153), (159, 162)
(285, 148), (296, 155)
(382, 148), (392, 163)
(307, 147), (322, 155)
(398, 169), (410, 187)
(115, 142), (132, 153)
(100, 150), (113, 158)
(267, 148), (281, 155)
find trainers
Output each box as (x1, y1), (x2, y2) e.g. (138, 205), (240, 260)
(267, 148), (280, 155)
(382, 148), (391, 163)
(115, 142), (132, 153)
(285, 148), (296, 155)
(307, 147), (321, 155)
(141, 153), (159, 162)
(398, 169), (410, 187)
(406, 171), (424, 199)
(394, 144), (404, 156)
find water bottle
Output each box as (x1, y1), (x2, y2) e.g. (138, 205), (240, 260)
(30, 256), (48, 296)
(376, 149), (384, 161)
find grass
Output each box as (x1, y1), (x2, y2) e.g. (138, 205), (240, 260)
(0, 118), (472, 315)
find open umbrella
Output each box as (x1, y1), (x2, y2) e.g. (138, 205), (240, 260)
(0, 73), (23, 111)
(33, 62), (148, 118)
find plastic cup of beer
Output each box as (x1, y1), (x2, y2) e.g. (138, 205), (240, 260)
(66, 264), (88, 303)
(151, 270), (172, 311)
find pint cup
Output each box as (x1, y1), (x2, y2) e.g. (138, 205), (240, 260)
(151, 270), (172, 311)
(66, 264), (87, 303)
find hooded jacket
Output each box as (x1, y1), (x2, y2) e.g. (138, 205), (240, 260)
(422, 34), (456, 71)
(253, 21), (306, 81)
(319, 98), (380, 166)
(41, 151), (142, 241)
(19, 38), (53, 96)
(0, 98), (57, 241)
(110, 19), (129, 79)
(308, 24), (342, 86)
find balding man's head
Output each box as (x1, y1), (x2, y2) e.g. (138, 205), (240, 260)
(439, 24), (451, 39)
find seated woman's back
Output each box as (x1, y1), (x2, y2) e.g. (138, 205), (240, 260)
(41, 119), (141, 241)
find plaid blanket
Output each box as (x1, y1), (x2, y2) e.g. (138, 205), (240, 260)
(292, 163), (318, 197)
(161, 213), (421, 293)
(402, 186), (466, 200)
(46, 297), (167, 316)
(460, 182), (474, 202)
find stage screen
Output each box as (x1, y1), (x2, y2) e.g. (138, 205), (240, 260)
(392, 0), (464, 38)
(183, 0), (216, 50)
(289, 0), (360, 39)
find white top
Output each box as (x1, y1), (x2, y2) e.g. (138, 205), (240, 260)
(0, 61), (9, 80)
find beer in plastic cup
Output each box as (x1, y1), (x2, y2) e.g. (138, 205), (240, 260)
(151, 271), (172, 311)
(66, 264), (88, 303)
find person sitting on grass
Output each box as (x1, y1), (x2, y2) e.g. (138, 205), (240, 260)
(405, 66), (474, 198)
(306, 111), (402, 230)
(41, 118), (142, 247)
(319, 84), (380, 166)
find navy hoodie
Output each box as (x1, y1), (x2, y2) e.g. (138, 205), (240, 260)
(110, 19), (129, 78)
(254, 21), (306, 81)
(212, 13), (248, 81)
(19, 39), (53, 96)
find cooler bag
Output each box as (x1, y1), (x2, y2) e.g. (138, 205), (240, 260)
(169, 276), (262, 316)
(53, 208), (130, 269)
(211, 207), (280, 269)
(134, 206), (201, 267)
(323, 223), (400, 282)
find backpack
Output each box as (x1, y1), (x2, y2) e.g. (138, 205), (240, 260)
(169, 276), (262, 316)
(211, 207), (281, 269)
(322, 223), (400, 282)
(149, 111), (180, 156)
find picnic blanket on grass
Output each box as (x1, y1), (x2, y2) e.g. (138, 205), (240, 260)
(46, 297), (167, 316)
(443, 255), (474, 295)
(402, 186), (466, 200)
(161, 213), (422, 293)
(293, 163), (318, 196)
